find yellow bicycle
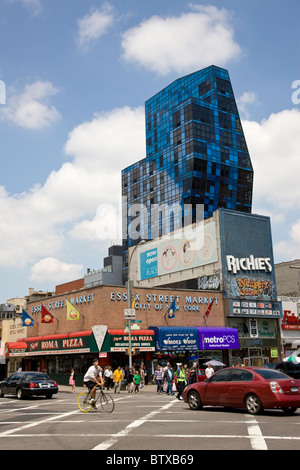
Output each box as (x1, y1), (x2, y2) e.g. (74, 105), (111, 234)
(77, 387), (115, 413)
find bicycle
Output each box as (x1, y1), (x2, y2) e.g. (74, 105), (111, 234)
(77, 386), (115, 413)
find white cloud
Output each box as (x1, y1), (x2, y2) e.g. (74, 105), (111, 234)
(243, 108), (300, 262)
(30, 257), (83, 283)
(2, 81), (61, 129)
(243, 109), (300, 210)
(0, 106), (145, 273)
(77, 3), (114, 49)
(237, 91), (258, 119)
(121, 5), (241, 75)
(64, 105), (145, 173)
(6, 0), (42, 15)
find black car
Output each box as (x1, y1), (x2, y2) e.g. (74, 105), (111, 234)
(264, 361), (300, 379)
(0, 372), (58, 399)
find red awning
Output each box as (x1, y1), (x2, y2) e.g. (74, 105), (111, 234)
(108, 330), (154, 335)
(6, 342), (27, 350)
(17, 330), (93, 343)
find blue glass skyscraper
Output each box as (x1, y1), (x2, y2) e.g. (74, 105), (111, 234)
(122, 65), (253, 277)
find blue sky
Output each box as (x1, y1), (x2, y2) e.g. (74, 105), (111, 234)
(0, 0), (299, 302)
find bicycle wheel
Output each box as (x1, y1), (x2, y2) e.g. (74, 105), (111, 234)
(77, 392), (93, 413)
(100, 391), (115, 413)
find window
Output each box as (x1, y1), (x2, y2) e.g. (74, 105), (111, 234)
(209, 369), (231, 382)
(229, 369), (253, 382)
(254, 369), (289, 380)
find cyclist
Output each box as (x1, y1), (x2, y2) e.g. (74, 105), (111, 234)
(83, 358), (104, 406)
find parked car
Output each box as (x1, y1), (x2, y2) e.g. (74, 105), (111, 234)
(0, 372), (58, 399)
(263, 362), (300, 379)
(182, 366), (300, 415)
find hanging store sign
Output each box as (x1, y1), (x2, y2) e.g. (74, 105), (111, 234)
(102, 331), (155, 352)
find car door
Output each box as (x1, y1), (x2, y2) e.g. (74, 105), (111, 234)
(7, 373), (22, 395)
(227, 369), (254, 406)
(203, 369), (232, 405)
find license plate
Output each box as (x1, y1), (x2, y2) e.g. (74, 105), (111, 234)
(291, 387), (298, 392)
(39, 383), (49, 388)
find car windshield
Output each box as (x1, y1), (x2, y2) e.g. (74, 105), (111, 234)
(254, 369), (290, 380)
(23, 373), (49, 381)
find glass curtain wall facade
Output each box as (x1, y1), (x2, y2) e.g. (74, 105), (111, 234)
(122, 65), (253, 279)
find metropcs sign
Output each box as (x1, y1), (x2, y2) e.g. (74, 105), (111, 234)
(226, 255), (272, 274)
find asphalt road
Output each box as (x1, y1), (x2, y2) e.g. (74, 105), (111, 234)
(0, 384), (300, 453)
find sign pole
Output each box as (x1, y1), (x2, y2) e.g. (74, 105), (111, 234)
(128, 280), (133, 369)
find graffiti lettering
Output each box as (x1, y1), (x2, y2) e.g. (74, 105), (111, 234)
(236, 277), (272, 297)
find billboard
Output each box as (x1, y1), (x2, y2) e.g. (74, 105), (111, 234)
(219, 210), (277, 301)
(139, 220), (218, 280)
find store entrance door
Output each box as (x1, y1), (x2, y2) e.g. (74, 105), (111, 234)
(244, 348), (268, 366)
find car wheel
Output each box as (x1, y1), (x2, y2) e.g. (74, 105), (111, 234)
(17, 388), (23, 400)
(282, 407), (297, 415)
(45, 393), (53, 399)
(245, 393), (263, 415)
(0, 388), (4, 398)
(188, 390), (202, 410)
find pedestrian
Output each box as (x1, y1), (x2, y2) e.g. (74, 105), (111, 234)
(133, 371), (141, 393)
(188, 362), (198, 384)
(163, 364), (174, 395)
(175, 363), (186, 400)
(139, 365), (145, 389)
(153, 365), (164, 394)
(104, 366), (113, 390)
(69, 368), (75, 392)
(113, 365), (123, 394)
(205, 363), (214, 379)
(127, 368), (134, 394)
(183, 364), (189, 386)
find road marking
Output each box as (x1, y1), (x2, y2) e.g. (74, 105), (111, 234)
(245, 416), (268, 450)
(92, 399), (177, 450)
(0, 409), (81, 436)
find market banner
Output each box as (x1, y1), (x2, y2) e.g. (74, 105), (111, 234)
(22, 309), (34, 327)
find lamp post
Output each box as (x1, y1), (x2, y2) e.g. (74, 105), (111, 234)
(127, 240), (145, 369)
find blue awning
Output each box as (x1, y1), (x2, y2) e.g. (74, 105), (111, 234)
(150, 326), (239, 351)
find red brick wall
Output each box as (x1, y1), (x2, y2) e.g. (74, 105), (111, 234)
(55, 278), (84, 295)
(27, 285), (224, 338)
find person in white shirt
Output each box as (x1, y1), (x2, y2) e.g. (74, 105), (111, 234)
(83, 358), (103, 404)
(205, 363), (214, 379)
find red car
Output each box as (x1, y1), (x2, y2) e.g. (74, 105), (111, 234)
(182, 366), (300, 415)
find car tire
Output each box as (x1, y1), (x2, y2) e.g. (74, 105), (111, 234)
(0, 388), (4, 398)
(17, 388), (24, 400)
(45, 393), (53, 399)
(188, 390), (202, 410)
(245, 393), (263, 415)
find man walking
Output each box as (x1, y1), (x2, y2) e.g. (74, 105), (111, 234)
(113, 365), (123, 394)
(175, 363), (186, 400)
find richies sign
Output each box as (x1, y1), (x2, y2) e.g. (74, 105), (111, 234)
(219, 210), (277, 301)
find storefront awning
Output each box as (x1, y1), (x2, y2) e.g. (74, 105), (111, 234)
(5, 342), (28, 357)
(6, 330), (98, 356)
(150, 326), (239, 351)
(102, 330), (155, 352)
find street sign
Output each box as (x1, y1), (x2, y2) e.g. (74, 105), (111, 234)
(124, 308), (136, 320)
